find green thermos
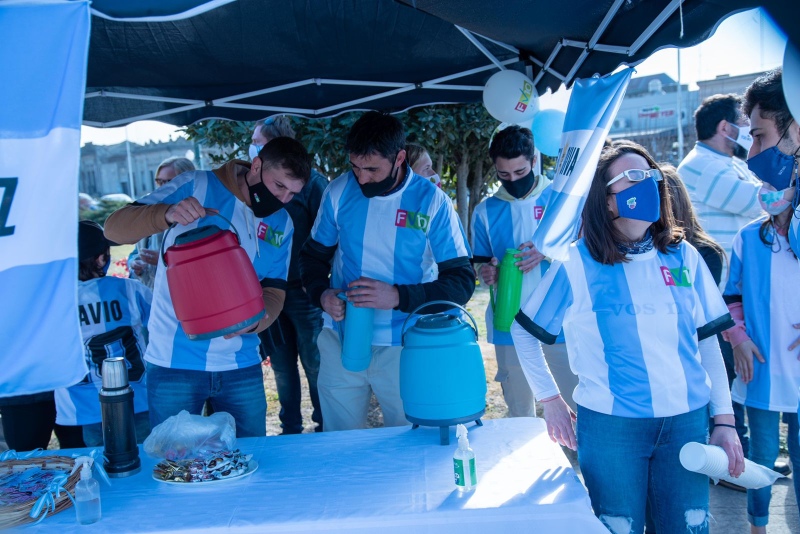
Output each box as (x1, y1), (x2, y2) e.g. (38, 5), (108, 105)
(490, 248), (523, 332)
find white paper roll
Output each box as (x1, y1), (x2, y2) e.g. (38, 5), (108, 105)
(679, 442), (784, 490)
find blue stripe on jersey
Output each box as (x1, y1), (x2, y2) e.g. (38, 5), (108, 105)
(578, 243), (653, 417)
(485, 199), (514, 253)
(336, 176), (369, 285)
(659, 247), (710, 411)
(726, 223), (773, 408)
(791, 210), (800, 254)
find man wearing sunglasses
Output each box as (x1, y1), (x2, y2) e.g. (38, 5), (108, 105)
(677, 94), (763, 272)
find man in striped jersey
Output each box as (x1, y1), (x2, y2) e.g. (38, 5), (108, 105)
(105, 138), (311, 437)
(678, 94), (764, 265)
(299, 111), (474, 431)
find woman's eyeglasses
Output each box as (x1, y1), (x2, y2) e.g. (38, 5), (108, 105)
(606, 168), (663, 187)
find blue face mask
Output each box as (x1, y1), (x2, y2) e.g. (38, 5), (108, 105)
(612, 177), (661, 223)
(102, 257), (111, 275)
(747, 145), (797, 191)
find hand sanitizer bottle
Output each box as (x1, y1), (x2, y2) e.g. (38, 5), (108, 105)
(453, 424), (477, 492)
(74, 459), (101, 524)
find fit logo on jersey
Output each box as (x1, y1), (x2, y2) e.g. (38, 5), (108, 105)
(395, 209), (430, 233)
(660, 266), (692, 287)
(257, 222), (284, 247)
(533, 206), (544, 220)
(627, 197), (637, 210)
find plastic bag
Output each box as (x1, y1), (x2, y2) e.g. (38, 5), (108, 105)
(143, 410), (237, 460)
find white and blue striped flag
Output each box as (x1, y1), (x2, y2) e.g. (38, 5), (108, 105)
(0, 1), (91, 397)
(533, 68), (633, 261)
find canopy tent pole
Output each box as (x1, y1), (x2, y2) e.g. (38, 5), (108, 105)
(455, 26), (508, 70)
(628, 0), (684, 56)
(563, 0), (626, 83)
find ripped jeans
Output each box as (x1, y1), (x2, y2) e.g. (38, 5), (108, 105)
(577, 405), (710, 534)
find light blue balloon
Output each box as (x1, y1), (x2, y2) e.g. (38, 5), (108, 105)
(532, 109), (566, 157)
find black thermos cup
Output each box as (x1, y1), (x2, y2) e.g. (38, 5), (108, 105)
(100, 357), (141, 477)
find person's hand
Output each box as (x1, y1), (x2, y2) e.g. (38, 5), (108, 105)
(514, 241), (545, 273)
(540, 395), (577, 450)
(733, 339), (764, 383)
(479, 258), (499, 286)
(321, 288), (345, 321)
(139, 249), (159, 266)
(709, 420), (745, 477)
(789, 323), (800, 357)
(347, 277), (400, 310)
(130, 259), (146, 276)
(165, 197), (218, 226)
(223, 319), (266, 339)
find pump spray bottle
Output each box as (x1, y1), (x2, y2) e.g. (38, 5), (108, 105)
(453, 424), (477, 492)
(72, 456), (101, 524)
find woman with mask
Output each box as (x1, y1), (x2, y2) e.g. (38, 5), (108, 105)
(733, 67), (800, 534)
(406, 143), (442, 188)
(510, 141), (744, 533)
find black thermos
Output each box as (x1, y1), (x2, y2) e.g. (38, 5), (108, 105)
(100, 357), (141, 477)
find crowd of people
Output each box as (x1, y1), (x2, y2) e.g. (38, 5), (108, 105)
(0, 67), (797, 534)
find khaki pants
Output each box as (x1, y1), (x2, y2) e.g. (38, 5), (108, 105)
(316, 327), (409, 431)
(494, 345), (535, 417)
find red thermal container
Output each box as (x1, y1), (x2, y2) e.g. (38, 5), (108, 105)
(162, 222), (265, 340)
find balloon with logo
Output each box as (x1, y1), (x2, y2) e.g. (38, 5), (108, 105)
(531, 109), (566, 157)
(483, 70), (539, 124)
(783, 41), (800, 123)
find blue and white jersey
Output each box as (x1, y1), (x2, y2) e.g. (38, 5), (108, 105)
(311, 169), (470, 346)
(55, 277), (152, 426)
(471, 180), (552, 344)
(790, 207), (799, 257)
(137, 169), (294, 371)
(726, 219), (800, 412)
(517, 239), (732, 418)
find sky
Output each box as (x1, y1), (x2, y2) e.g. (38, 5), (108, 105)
(80, 8), (787, 146)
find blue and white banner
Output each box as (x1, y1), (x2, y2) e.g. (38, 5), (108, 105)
(533, 68), (633, 261)
(0, 1), (91, 397)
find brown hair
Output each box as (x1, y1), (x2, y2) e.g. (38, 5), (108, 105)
(79, 253), (110, 281)
(582, 141), (682, 265)
(662, 164), (726, 261)
(405, 143), (429, 169)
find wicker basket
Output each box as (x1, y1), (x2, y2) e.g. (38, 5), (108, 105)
(0, 456), (79, 529)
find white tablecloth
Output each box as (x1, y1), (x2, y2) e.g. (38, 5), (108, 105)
(32, 417), (605, 533)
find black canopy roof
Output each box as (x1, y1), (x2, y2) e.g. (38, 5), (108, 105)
(83, 0), (796, 127)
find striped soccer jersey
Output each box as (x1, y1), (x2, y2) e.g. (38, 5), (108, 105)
(471, 179), (552, 344)
(311, 169), (471, 346)
(516, 239), (733, 418)
(726, 219), (800, 412)
(55, 277), (152, 425)
(137, 170), (294, 371)
(677, 143), (763, 261)
(791, 207), (799, 255)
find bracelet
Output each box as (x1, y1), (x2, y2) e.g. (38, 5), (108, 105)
(714, 423), (736, 430)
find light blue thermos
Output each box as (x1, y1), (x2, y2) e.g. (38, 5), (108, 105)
(400, 301), (486, 445)
(338, 291), (374, 372)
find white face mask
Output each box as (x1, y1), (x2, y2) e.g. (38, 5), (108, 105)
(248, 143), (263, 161)
(427, 173), (441, 188)
(726, 123), (754, 155)
(758, 183), (791, 216)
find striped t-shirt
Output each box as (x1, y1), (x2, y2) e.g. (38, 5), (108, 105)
(311, 169), (471, 346)
(677, 143), (763, 262)
(55, 277), (152, 425)
(516, 239), (733, 418)
(725, 219), (800, 412)
(471, 179), (552, 344)
(137, 170), (294, 371)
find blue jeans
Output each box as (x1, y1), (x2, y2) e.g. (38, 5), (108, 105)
(745, 406), (800, 527)
(268, 287), (323, 434)
(577, 405), (710, 534)
(146, 362), (267, 438)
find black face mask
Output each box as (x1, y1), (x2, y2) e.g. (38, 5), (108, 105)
(248, 169), (285, 218)
(498, 169), (535, 199)
(357, 154), (399, 198)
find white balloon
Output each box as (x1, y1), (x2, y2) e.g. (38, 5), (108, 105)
(483, 70), (539, 124)
(783, 41), (800, 122)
